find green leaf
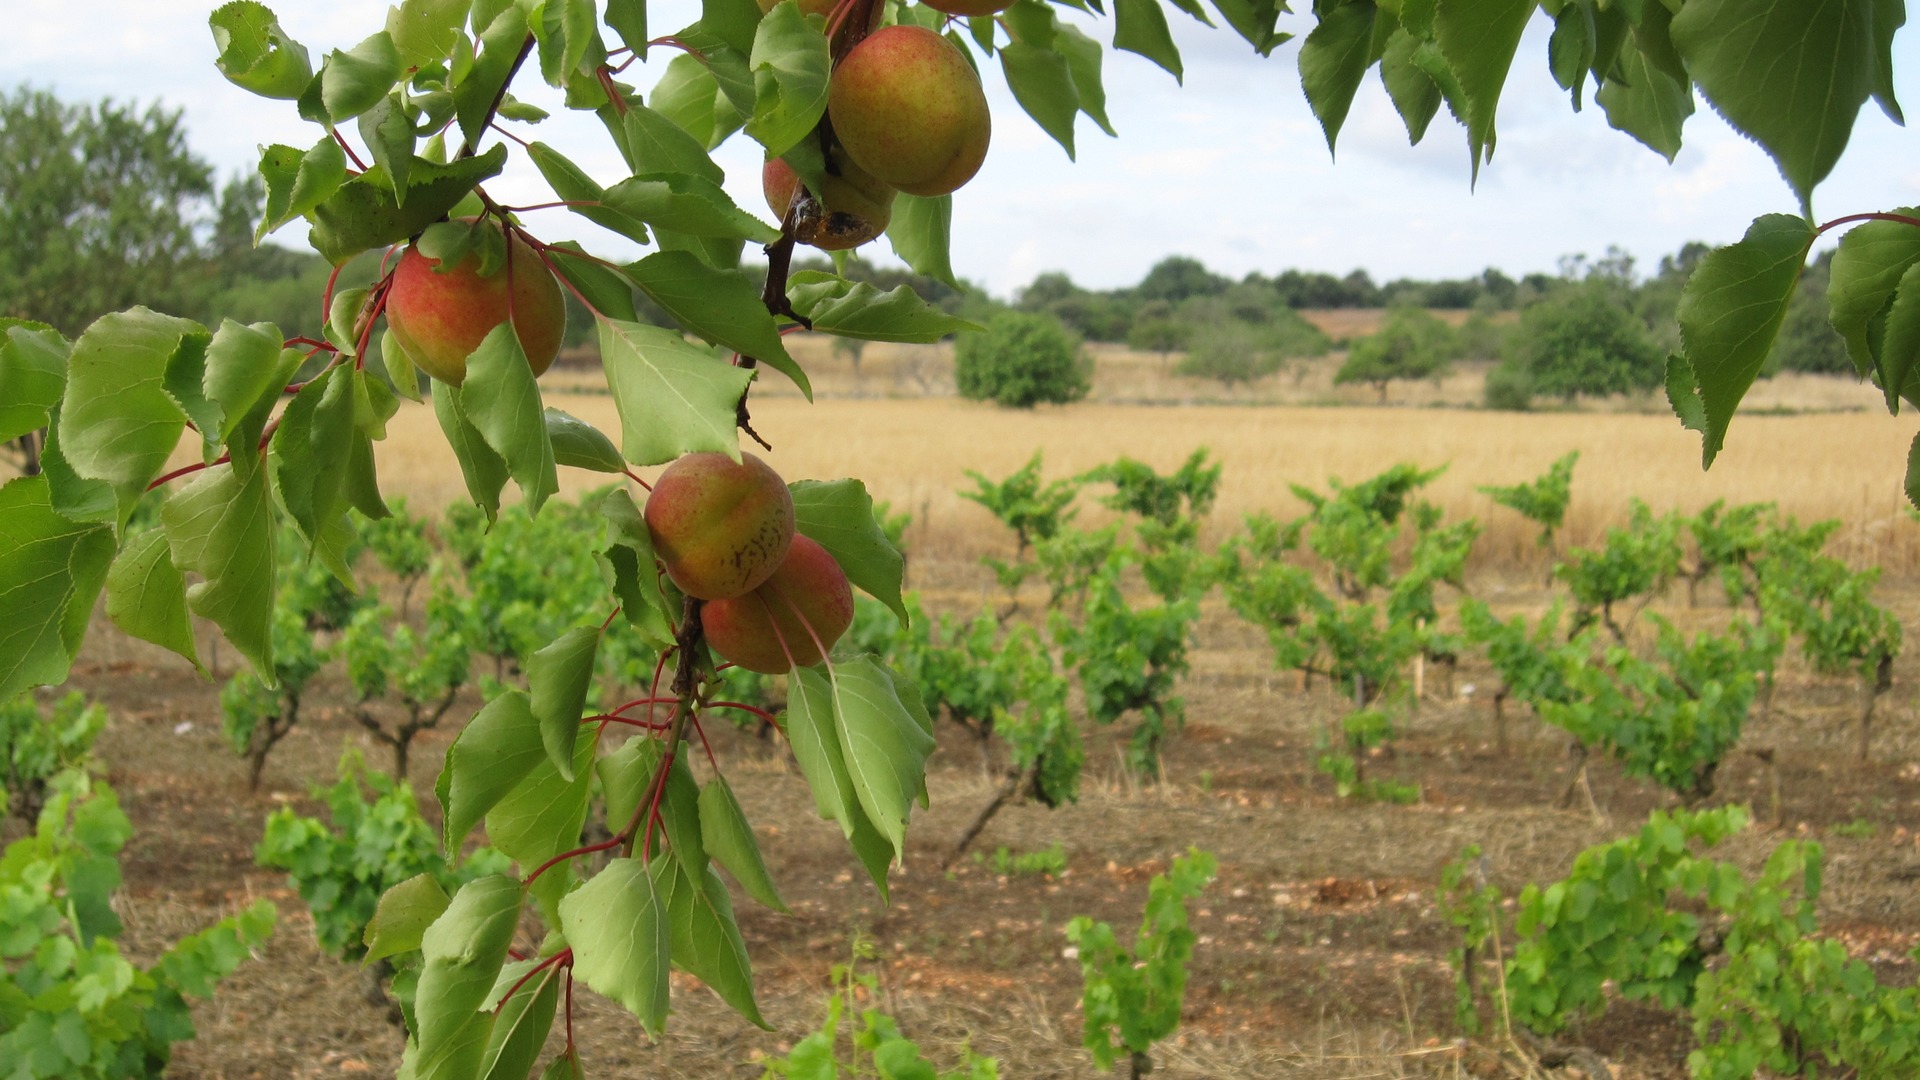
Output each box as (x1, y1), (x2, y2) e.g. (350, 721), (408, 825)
(1664, 353), (1709, 436)
(614, 99), (727, 182)
(105, 528), (202, 673)
(203, 320), (290, 454)
(462, 324), (560, 513)
(782, 667), (896, 899)
(597, 730), (663, 831)
(1905, 433), (1920, 510)
(358, 95), (418, 204)
(479, 963), (559, 1080)
(526, 141), (653, 246)
(545, 245), (641, 322)
(1378, 28), (1442, 143)
(1595, 34), (1694, 161)
(784, 275), (979, 343)
(1000, 41), (1079, 159)
(387, 0), (471, 68)
(1431, 0), (1535, 181)
(745, 1), (832, 157)
(438, 689), (547, 853)
(1547, 1), (1593, 108)
(1673, 213), (1814, 467)
(604, 0), (649, 55)
(827, 657), (936, 859)
(321, 31), (404, 122)
(1869, 0), (1905, 123)
(1054, 23), (1117, 137)
(650, 853), (768, 1026)
(1113, 0), (1184, 81)
(1299, 2), (1378, 155)
(210, 1), (315, 99)
(649, 52), (747, 149)
(699, 776), (789, 913)
(598, 489), (677, 645)
(0, 321), (68, 443)
(271, 366), (358, 553)
(547, 409), (627, 472)
(1827, 208), (1920, 377)
(257, 139), (347, 242)
(38, 411), (116, 525)
(0, 477), (115, 701)
(624, 251), (808, 396)
(661, 752), (706, 870)
(886, 195), (957, 288)
(529, 626), (602, 779)
(487, 735), (597, 920)
(380, 328), (425, 402)
(411, 875), (522, 1080)
(433, 380), (511, 520)
(309, 145), (508, 265)
(57, 309), (201, 528)
(602, 172), (780, 243)
(559, 859), (670, 1035)
(162, 461), (278, 680)
(535, 0), (603, 86)
(364, 873), (452, 965)
(1878, 262), (1920, 412)
(790, 479), (908, 622)
(458, 6), (534, 151)
(539, 1052), (585, 1080)
(1671, 0), (1879, 212)
(597, 318), (753, 466)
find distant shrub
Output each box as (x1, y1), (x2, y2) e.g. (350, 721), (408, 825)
(1483, 361), (1533, 410)
(955, 312), (1091, 408)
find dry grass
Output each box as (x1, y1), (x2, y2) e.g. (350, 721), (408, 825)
(371, 387), (1920, 578)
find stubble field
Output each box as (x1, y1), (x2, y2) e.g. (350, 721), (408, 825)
(32, 343), (1920, 1079)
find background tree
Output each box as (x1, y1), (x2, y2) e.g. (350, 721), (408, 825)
(956, 311), (1092, 408)
(1508, 279), (1664, 401)
(1335, 307), (1461, 402)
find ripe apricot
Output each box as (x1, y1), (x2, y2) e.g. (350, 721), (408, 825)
(645, 453), (795, 600)
(703, 535), (855, 673)
(384, 221), (565, 387)
(827, 25), (991, 198)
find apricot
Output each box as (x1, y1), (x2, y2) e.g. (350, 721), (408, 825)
(762, 147), (896, 250)
(703, 535), (855, 673)
(827, 25), (991, 198)
(384, 221), (566, 387)
(645, 453), (795, 601)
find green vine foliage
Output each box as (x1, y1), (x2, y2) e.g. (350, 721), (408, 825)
(1477, 450), (1579, 551)
(1053, 549), (1199, 776)
(960, 452), (1082, 597)
(1065, 848), (1217, 1075)
(759, 940), (1000, 1080)
(0, 771), (276, 1078)
(0, 690), (106, 824)
(1553, 499), (1685, 640)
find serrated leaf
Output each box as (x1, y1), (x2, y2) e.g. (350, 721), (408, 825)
(1876, 262), (1920, 412)
(203, 320), (289, 454)
(1827, 207), (1920, 377)
(1665, 353), (1708, 435)
(783, 668), (895, 899)
(661, 752), (706, 870)
(745, 2), (832, 157)
(433, 379), (511, 519)
(57, 309), (200, 528)
(388, 0), (471, 68)
(458, 5), (534, 150)
(649, 52), (746, 149)
(210, 1), (315, 99)
(1547, 1), (1593, 108)
(0, 477), (115, 701)
(784, 275), (979, 343)
(162, 460), (277, 680)
(699, 776), (788, 913)
(624, 251), (807, 396)
(560, 859), (670, 1034)
(602, 172), (780, 243)
(1377, 28), (1441, 143)
(258, 138), (347, 242)
(1905, 433), (1920, 509)
(39, 411), (116, 524)
(529, 626), (602, 779)
(885, 195), (957, 288)
(650, 853), (767, 1026)
(526, 141), (653, 246)
(790, 478), (907, 622)
(321, 31), (404, 122)
(827, 657), (935, 859)
(1673, 213), (1814, 467)
(1431, 0), (1534, 181)
(412, 875), (521, 1080)
(1207, 0), (1285, 53)
(1000, 41), (1079, 158)
(539, 1052), (585, 1080)
(439, 689), (547, 852)
(0, 321), (67, 443)
(1113, 0), (1184, 81)
(605, 0), (649, 54)
(479, 963), (559, 1080)
(598, 319), (753, 466)
(365, 873), (452, 965)
(309, 145), (508, 265)
(547, 409), (627, 472)
(535, 0), (603, 87)
(1596, 35), (1694, 162)
(1300, 2), (1377, 155)
(462, 324), (559, 513)
(1671, 0), (1879, 212)
(104, 528), (201, 673)
(488, 735), (597, 921)
(358, 94), (417, 203)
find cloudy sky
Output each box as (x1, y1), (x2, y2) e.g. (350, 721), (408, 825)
(13, 1), (1920, 296)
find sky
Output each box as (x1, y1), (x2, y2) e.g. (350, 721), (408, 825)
(11, 1), (1920, 298)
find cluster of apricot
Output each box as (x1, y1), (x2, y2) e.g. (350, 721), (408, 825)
(644, 452), (855, 673)
(761, 0), (1005, 250)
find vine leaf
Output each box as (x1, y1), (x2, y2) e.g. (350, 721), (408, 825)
(462, 324), (559, 513)
(1671, 0), (1880, 214)
(560, 859), (670, 1035)
(699, 776), (789, 914)
(105, 528), (202, 674)
(0, 477), (115, 702)
(650, 851), (769, 1027)
(528, 625), (602, 779)
(437, 689), (547, 853)
(790, 478), (909, 622)
(57, 309), (203, 529)
(1671, 213), (1815, 466)
(161, 460), (278, 682)
(597, 318), (753, 466)
(408, 875), (522, 1080)
(363, 872), (451, 965)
